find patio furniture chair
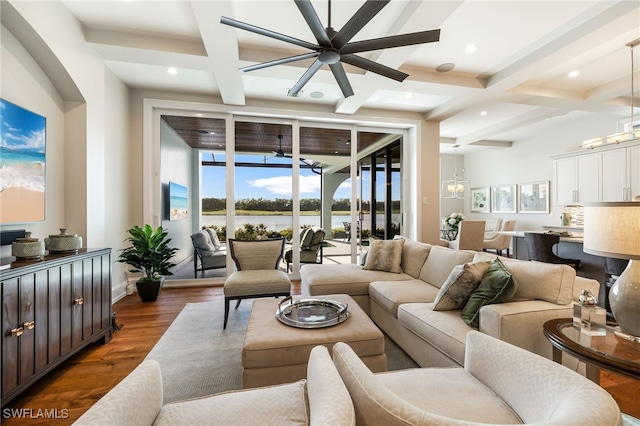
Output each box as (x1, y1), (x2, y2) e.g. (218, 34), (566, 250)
(223, 237), (291, 329)
(284, 226), (325, 272)
(191, 229), (226, 278)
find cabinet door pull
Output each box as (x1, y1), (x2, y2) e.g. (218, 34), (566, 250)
(9, 327), (24, 337)
(74, 297), (84, 305)
(23, 320), (35, 330)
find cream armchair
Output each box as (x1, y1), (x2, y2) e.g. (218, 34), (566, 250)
(332, 332), (621, 426)
(74, 345), (355, 426)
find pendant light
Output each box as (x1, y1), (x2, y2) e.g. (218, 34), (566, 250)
(441, 145), (470, 199)
(582, 38), (640, 149)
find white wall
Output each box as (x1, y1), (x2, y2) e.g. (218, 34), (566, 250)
(160, 120), (193, 265)
(461, 111), (624, 232)
(2, 2), (132, 301)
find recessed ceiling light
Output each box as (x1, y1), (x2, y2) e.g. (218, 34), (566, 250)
(480, 111), (487, 116)
(568, 70), (580, 78)
(167, 67), (177, 75)
(465, 44), (477, 53)
(436, 63), (455, 73)
(310, 91), (324, 99)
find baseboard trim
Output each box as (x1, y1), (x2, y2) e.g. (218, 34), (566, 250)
(112, 280), (127, 304)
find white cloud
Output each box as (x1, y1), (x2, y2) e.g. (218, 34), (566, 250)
(248, 174), (320, 196)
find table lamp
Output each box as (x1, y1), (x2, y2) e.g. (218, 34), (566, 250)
(583, 201), (640, 339)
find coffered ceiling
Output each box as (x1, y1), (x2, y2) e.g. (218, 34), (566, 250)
(40, 1), (640, 153)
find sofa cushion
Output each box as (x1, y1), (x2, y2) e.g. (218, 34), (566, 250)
(397, 303), (471, 365)
(363, 239), (404, 273)
(472, 252), (576, 305)
(378, 368), (521, 424)
(419, 246), (475, 288)
(301, 263), (412, 297)
(433, 261), (492, 311)
(461, 258), (517, 328)
(300, 227), (315, 248)
(155, 380), (308, 426)
(193, 230), (216, 253)
(369, 280), (440, 317)
(204, 228), (222, 250)
(400, 239), (432, 278)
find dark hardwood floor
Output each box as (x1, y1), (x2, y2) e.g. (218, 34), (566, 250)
(2, 284), (638, 425)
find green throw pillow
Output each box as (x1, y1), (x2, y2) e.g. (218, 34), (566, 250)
(461, 258), (516, 328)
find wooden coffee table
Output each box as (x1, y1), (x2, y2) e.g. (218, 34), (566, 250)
(242, 294), (387, 388)
(543, 318), (640, 383)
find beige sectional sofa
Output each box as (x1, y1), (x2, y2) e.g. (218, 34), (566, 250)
(301, 239), (600, 368)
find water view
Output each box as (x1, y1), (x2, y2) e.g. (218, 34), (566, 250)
(201, 214), (353, 232)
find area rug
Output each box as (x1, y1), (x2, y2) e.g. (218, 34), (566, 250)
(145, 300), (417, 404)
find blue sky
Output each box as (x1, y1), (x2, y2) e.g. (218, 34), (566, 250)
(201, 153), (399, 201)
(202, 153), (352, 200)
(0, 99), (46, 151)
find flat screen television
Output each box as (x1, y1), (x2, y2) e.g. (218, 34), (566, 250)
(169, 181), (188, 221)
(0, 99), (46, 224)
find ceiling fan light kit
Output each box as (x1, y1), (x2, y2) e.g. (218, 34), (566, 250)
(221, 0), (440, 98)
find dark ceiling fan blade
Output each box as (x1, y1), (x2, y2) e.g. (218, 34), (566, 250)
(329, 62), (354, 98)
(331, 0), (390, 49)
(241, 52), (319, 72)
(341, 54), (408, 82)
(287, 59), (323, 97)
(294, 0), (331, 47)
(340, 29), (441, 55)
(220, 16), (319, 51)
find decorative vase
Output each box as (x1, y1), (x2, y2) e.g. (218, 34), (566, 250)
(45, 228), (83, 253)
(609, 259), (640, 337)
(136, 278), (164, 302)
(12, 232), (45, 260)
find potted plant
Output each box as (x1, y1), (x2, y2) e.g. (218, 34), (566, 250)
(117, 224), (178, 302)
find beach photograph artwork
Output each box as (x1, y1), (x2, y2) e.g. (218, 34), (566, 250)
(169, 181), (188, 220)
(0, 99), (46, 223)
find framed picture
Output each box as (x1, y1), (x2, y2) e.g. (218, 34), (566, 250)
(471, 187), (490, 213)
(491, 184), (516, 213)
(518, 181), (550, 213)
(168, 181), (189, 220)
(0, 99), (46, 224)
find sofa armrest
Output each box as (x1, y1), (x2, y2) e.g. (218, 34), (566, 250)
(73, 360), (163, 426)
(479, 301), (572, 360)
(307, 345), (355, 426)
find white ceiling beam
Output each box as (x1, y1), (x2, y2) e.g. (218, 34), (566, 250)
(191, 0), (245, 106)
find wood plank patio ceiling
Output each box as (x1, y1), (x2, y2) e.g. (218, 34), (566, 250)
(161, 116), (392, 157)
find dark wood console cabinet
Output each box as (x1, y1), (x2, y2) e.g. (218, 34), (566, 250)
(1, 248), (112, 406)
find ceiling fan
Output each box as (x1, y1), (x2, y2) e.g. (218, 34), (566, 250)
(221, 0), (440, 98)
(272, 133), (292, 158)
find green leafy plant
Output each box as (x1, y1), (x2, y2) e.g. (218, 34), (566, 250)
(117, 225), (178, 282)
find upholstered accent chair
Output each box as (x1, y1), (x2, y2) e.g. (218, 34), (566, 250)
(483, 219), (517, 257)
(284, 226), (325, 272)
(191, 229), (226, 278)
(447, 220), (486, 251)
(74, 345), (355, 426)
(332, 331), (621, 426)
(223, 237), (291, 329)
(524, 232), (581, 269)
(483, 217), (503, 239)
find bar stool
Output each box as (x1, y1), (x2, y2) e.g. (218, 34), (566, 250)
(523, 232), (581, 269)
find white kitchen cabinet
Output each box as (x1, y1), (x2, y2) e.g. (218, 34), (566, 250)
(629, 145), (640, 200)
(553, 153), (600, 204)
(601, 148), (627, 201)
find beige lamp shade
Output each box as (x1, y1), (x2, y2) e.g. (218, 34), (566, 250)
(583, 202), (640, 260)
(584, 201), (640, 338)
